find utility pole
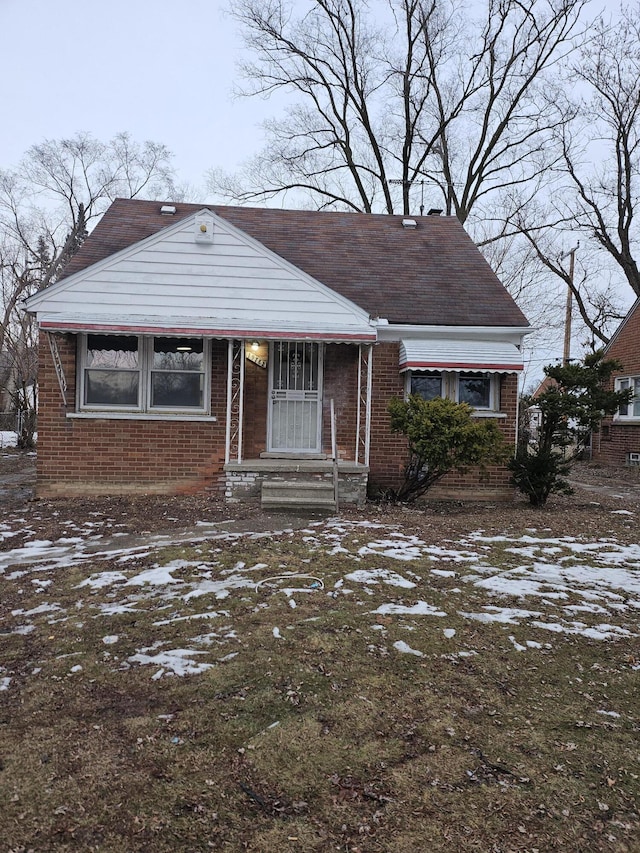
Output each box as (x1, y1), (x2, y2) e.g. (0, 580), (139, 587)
(562, 244), (579, 365)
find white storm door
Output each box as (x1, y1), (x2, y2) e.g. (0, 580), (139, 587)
(269, 342), (323, 452)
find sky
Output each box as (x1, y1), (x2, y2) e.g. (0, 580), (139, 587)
(1, 0), (277, 196)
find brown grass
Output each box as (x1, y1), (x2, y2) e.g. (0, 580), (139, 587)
(0, 481), (639, 851)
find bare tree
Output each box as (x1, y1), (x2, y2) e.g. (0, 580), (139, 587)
(1, 132), (179, 297)
(0, 132), (179, 445)
(512, 6), (640, 348)
(210, 0), (586, 223)
(563, 8), (640, 297)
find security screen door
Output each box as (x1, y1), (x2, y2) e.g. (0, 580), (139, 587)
(269, 342), (322, 452)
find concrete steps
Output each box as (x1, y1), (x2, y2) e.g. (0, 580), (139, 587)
(261, 478), (337, 512)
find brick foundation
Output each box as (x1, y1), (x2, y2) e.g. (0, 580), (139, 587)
(223, 461), (368, 506)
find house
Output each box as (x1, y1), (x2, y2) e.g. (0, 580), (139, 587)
(525, 375), (559, 445)
(592, 297), (640, 467)
(25, 199), (531, 507)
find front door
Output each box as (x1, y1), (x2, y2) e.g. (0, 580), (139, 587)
(268, 342), (323, 453)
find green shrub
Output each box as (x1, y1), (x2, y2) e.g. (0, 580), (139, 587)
(511, 353), (632, 506)
(387, 395), (508, 502)
(509, 449), (573, 507)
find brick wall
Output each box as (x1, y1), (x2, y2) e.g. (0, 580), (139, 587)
(243, 343), (269, 458)
(36, 333), (228, 497)
(36, 334), (520, 500)
(593, 305), (640, 467)
(367, 343), (519, 500)
(322, 344), (359, 459)
(368, 342), (407, 489)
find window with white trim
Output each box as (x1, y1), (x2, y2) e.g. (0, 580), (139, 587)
(410, 371), (442, 401)
(456, 371), (495, 409)
(409, 370), (499, 411)
(79, 334), (210, 413)
(616, 376), (640, 419)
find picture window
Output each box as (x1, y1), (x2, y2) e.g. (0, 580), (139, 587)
(80, 334), (209, 414)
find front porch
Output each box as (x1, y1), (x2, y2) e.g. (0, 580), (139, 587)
(223, 339), (373, 510)
(223, 457), (369, 511)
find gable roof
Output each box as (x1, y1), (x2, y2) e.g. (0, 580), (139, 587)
(52, 199), (529, 329)
(27, 207), (376, 341)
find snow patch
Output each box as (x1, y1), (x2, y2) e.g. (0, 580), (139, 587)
(393, 640), (423, 656)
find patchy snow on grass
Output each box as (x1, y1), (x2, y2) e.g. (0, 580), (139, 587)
(508, 635), (527, 652)
(393, 640), (424, 656)
(125, 565), (184, 586)
(1, 511), (639, 683)
(459, 606), (542, 625)
(345, 568), (417, 588)
(128, 647), (214, 677)
(78, 571), (129, 589)
(11, 602), (62, 618)
(183, 574), (254, 601)
(373, 601), (447, 617)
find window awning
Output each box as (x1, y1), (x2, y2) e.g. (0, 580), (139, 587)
(399, 338), (524, 372)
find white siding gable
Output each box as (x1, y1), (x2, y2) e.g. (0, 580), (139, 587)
(27, 210), (375, 341)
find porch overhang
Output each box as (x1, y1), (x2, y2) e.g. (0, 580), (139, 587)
(399, 338), (524, 372)
(36, 314), (377, 343)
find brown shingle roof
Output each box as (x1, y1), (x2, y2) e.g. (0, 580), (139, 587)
(59, 199), (529, 328)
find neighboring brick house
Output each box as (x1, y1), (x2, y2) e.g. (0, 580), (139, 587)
(25, 199), (531, 506)
(592, 297), (640, 467)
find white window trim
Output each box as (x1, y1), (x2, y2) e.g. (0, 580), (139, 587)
(615, 376), (640, 421)
(78, 334), (211, 416)
(455, 371), (498, 411)
(406, 370), (501, 413)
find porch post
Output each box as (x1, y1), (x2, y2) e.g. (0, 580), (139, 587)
(365, 344), (373, 467)
(225, 341), (233, 464)
(225, 339), (245, 464)
(237, 340), (245, 462)
(355, 345), (362, 463)
(356, 343), (373, 466)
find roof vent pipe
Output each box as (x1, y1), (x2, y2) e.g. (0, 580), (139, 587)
(402, 218), (417, 229)
(160, 205), (176, 215)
